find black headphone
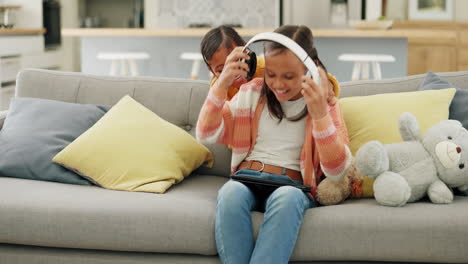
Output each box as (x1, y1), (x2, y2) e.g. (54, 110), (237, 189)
(244, 50), (257, 80)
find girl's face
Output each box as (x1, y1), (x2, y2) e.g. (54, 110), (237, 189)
(208, 46), (233, 77)
(264, 49), (306, 102)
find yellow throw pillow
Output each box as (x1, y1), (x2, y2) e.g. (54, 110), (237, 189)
(340, 88), (456, 198)
(53, 95), (213, 193)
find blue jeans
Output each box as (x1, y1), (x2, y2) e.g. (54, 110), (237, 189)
(215, 169), (315, 264)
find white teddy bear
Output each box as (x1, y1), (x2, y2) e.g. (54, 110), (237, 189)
(355, 112), (468, 207)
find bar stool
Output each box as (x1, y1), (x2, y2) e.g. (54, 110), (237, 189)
(97, 52), (150, 76)
(338, 53), (396, 80)
(180, 52), (203, 80)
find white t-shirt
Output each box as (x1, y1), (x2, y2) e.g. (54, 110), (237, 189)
(246, 97), (306, 171)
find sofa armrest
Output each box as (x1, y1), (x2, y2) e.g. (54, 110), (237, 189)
(0, 110), (7, 130)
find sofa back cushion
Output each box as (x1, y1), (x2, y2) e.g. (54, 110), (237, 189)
(15, 69), (468, 177)
(339, 70), (468, 98)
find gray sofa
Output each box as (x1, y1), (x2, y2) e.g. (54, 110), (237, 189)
(1, 69), (468, 264)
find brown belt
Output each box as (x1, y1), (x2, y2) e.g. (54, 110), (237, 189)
(238, 160), (302, 182)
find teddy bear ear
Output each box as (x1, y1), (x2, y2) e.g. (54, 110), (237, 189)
(399, 112), (421, 141)
(446, 119), (463, 127)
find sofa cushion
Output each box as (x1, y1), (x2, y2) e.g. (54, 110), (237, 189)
(0, 97), (108, 185)
(1, 176), (467, 262)
(419, 71), (468, 130)
(53, 95), (214, 193)
(0, 175), (225, 255)
(285, 198), (468, 262)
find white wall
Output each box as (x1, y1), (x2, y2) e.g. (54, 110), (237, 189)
(144, 0), (277, 29)
(454, 0), (468, 21)
(3, 0), (42, 28)
(385, 0), (407, 20)
(144, 0), (158, 28)
(283, 0), (330, 28)
(283, 0), (364, 28)
(59, 0), (80, 71)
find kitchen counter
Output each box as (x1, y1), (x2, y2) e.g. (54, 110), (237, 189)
(62, 27), (455, 43)
(0, 28), (45, 35)
(66, 27), (417, 82)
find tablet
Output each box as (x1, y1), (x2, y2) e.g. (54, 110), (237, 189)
(230, 174), (311, 198)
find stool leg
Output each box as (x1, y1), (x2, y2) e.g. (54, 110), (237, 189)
(372, 62), (382, 80)
(361, 62), (370, 80)
(129, 59), (139, 76)
(351, 62), (361, 81)
(191, 59), (201, 80)
(120, 59), (128, 76)
(110, 59), (118, 76)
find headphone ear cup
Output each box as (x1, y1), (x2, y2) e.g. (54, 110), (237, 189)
(245, 51), (257, 80)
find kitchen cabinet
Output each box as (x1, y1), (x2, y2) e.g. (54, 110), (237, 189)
(458, 24), (468, 71)
(407, 43), (457, 75)
(393, 20), (468, 75)
(0, 33), (44, 87)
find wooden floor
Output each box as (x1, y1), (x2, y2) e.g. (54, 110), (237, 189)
(0, 86), (15, 111)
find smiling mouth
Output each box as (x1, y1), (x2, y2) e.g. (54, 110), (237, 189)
(275, 89), (289, 94)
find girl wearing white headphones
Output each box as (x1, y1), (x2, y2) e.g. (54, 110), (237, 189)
(197, 25), (352, 264)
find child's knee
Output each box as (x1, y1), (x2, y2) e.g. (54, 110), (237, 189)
(218, 180), (253, 207)
(268, 186), (306, 208)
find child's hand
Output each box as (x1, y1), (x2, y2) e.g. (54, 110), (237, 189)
(215, 47), (250, 92)
(301, 67), (329, 120)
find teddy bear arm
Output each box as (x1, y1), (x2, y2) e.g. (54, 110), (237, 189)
(428, 180), (454, 204)
(355, 141), (389, 178)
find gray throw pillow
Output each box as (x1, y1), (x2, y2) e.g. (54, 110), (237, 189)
(0, 97), (109, 185)
(419, 72), (468, 130)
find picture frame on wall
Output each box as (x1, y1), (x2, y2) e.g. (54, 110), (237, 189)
(408, 0), (453, 21)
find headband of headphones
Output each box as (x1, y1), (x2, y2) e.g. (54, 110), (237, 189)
(242, 32), (321, 86)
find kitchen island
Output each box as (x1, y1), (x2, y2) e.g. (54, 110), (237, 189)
(62, 27), (456, 82)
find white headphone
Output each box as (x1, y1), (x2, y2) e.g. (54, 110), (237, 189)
(242, 32), (321, 86)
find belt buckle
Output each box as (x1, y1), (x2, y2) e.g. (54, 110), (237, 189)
(254, 161), (265, 172)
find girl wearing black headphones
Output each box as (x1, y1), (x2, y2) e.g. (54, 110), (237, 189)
(200, 25), (265, 101)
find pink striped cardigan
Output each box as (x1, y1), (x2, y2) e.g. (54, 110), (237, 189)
(196, 75), (352, 200)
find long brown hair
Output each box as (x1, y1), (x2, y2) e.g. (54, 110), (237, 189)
(200, 25), (245, 71)
(262, 25), (327, 122)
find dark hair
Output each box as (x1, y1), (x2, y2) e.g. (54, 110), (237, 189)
(262, 25), (327, 122)
(200, 25), (246, 71)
